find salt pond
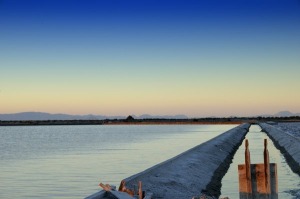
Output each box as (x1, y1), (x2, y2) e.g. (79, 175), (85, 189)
(0, 124), (236, 199)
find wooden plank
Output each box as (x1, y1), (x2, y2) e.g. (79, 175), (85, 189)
(99, 183), (112, 191)
(239, 164), (252, 198)
(118, 180), (134, 196)
(238, 164), (247, 193)
(253, 163), (267, 194)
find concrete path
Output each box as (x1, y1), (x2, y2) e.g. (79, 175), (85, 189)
(259, 123), (300, 175)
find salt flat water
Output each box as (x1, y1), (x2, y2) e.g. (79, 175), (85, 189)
(220, 125), (300, 199)
(0, 124), (236, 199)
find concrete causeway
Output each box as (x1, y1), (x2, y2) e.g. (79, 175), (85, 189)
(122, 123), (250, 199)
(86, 123), (250, 199)
(259, 123), (300, 175)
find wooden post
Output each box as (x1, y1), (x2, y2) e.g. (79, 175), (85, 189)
(239, 139), (252, 198)
(245, 140), (252, 195)
(138, 181), (143, 199)
(264, 139), (271, 197)
(239, 139), (278, 199)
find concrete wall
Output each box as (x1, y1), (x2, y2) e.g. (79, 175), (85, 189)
(259, 123), (300, 175)
(120, 123), (250, 199)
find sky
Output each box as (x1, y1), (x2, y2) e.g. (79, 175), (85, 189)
(0, 0), (300, 117)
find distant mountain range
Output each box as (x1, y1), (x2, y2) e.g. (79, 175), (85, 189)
(257, 111), (300, 118)
(0, 111), (299, 121)
(0, 112), (189, 121)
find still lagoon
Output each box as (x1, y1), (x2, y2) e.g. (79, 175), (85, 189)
(0, 124), (236, 198)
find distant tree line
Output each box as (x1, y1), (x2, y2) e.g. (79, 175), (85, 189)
(0, 116), (299, 126)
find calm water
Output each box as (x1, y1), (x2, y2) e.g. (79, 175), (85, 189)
(0, 124), (236, 199)
(220, 125), (300, 198)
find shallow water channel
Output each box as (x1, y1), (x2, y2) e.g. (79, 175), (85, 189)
(220, 125), (300, 198)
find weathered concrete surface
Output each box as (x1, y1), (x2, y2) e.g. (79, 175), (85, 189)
(85, 190), (116, 199)
(119, 123), (250, 199)
(259, 123), (300, 175)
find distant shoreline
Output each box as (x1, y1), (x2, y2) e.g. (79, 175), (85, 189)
(0, 117), (299, 126)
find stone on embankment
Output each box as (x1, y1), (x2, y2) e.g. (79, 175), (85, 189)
(259, 123), (300, 175)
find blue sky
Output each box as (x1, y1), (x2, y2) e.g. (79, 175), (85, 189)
(0, 0), (300, 117)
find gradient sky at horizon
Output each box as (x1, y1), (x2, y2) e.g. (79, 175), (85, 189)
(1, 0), (300, 117)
